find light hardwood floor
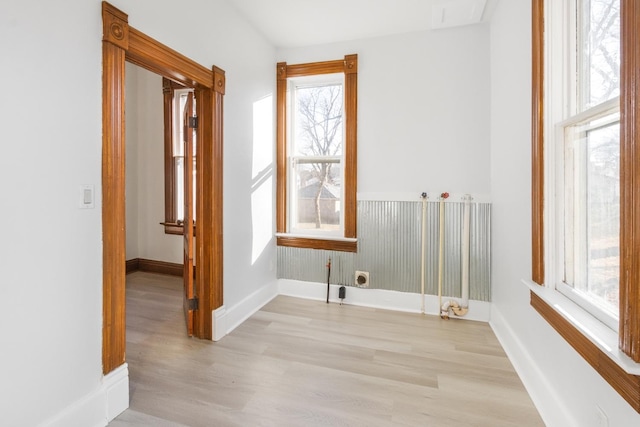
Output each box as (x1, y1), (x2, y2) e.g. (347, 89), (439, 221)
(110, 272), (543, 427)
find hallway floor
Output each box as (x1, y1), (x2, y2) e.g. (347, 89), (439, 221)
(109, 271), (543, 426)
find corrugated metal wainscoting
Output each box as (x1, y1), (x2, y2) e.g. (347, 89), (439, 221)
(277, 200), (491, 301)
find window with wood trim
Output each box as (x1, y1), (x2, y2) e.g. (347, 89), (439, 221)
(276, 55), (358, 252)
(532, 0), (640, 411)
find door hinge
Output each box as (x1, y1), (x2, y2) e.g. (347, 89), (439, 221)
(189, 116), (198, 129)
(188, 297), (199, 310)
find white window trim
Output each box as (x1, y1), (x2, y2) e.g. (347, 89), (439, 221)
(544, 1), (621, 334)
(286, 74), (346, 238)
(554, 100), (620, 331)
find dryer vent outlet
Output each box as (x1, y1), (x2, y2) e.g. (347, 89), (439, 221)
(355, 271), (369, 288)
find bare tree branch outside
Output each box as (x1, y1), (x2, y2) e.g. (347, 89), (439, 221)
(566, 0), (620, 315)
(293, 83), (344, 230)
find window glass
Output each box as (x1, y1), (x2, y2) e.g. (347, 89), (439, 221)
(172, 89), (196, 223)
(558, 0), (620, 328)
(563, 112), (620, 318)
(577, 0), (620, 111)
(289, 77), (344, 234)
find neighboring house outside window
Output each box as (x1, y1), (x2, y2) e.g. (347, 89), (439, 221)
(276, 55), (358, 252)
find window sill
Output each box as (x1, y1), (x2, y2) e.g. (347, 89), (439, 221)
(161, 222), (183, 235)
(525, 279), (640, 411)
(276, 233), (357, 252)
(160, 222), (196, 236)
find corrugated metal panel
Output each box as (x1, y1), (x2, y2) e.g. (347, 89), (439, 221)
(277, 247), (356, 285)
(277, 200), (491, 301)
(470, 203), (491, 301)
(357, 201), (421, 292)
(442, 202), (463, 298)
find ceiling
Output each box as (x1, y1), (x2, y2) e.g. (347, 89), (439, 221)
(226, 0), (497, 49)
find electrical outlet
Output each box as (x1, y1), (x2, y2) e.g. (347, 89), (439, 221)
(355, 271), (369, 287)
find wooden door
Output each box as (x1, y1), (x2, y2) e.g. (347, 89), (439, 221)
(183, 92), (196, 336)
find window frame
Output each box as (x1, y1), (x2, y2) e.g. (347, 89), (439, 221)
(162, 77), (184, 234)
(555, 104), (621, 331)
(276, 55), (358, 252)
(531, 0), (640, 411)
(288, 74), (345, 237)
(162, 78), (196, 235)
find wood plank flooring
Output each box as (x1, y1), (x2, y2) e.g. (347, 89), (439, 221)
(110, 272), (543, 427)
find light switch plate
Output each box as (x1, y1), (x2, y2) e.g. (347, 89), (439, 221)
(79, 185), (95, 209)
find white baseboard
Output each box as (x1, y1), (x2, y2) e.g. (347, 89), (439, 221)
(212, 280), (279, 341)
(212, 305), (227, 342)
(42, 364), (129, 427)
(278, 279), (492, 322)
(213, 278), (491, 338)
(104, 364), (130, 423)
(490, 306), (576, 427)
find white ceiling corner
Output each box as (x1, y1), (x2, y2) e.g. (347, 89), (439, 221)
(226, 0), (496, 49)
(431, 0), (488, 30)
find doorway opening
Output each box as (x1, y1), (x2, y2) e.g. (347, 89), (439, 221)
(102, 1), (224, 375)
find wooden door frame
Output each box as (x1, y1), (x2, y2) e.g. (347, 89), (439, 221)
(102, 1), (224, 374)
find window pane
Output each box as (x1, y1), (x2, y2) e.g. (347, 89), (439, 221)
(578, 0), (620, 111)
(175, 157), (184, 221)
(293, 84), (343, 156)
(192, 156), (196, 221)
(586, 122), (619, 313)
(564, 114), (620, 317)
(173, 92), (189, 157)
(289, 77), (344, 234)
(292, 161), (341, 231)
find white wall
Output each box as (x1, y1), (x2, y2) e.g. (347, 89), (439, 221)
(489, 1), (640, 426)
(125, 63), (182, 264)
(277, 25), (491, 200)
(0, 1), (104, 425)
(0, 0), (276, 425)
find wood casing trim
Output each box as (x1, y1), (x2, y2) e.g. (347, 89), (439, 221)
(530, 0), (640, 410)
(531, 292), (640, 411)
(102, 2), (128, 375)
(126, 28), (212, 90)
(285, 60), (346, 78)
(211, 66), (225, 317)
(276, 62), (287, 233)
(102, 1), (224, 374)
(344, 54), (358, 238)
(276, 236), (357, 253)
(531, 0), (545, 286)
(102, 3), (128, 50)
(163, 78), (175, 228)
(276, 55), (358, 248)
(620, 0), (640, 362)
